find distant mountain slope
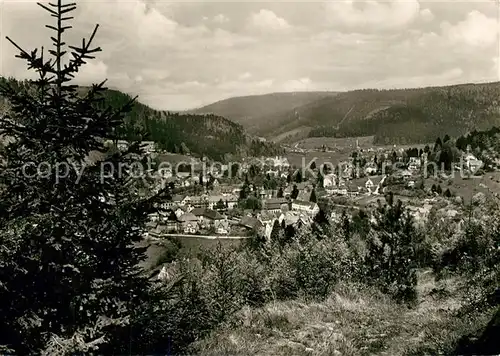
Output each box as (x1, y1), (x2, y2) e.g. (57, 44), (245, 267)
(191, 92), (338, 134)
(202, 82), (500, 145)
(305, 83), (500, 145)
(0, 77), (283, 161)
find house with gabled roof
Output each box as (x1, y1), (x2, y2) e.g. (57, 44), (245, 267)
(464, 153), (483, 173)
(164, 210), (180, 232)
(323, 173), (337, 188)
(262, 198), (288, 213)
(178, 212), (199, 234)
(239, 215), (264, 233)
(291, 200), (320, 216)
(257, 211), (278, 226)
(172, 194), (189, 206)
(278, 211), (312, 228)
(215, 219), (230, 235)
(202, 209), (224, 225)
(172, 206), (186, 218)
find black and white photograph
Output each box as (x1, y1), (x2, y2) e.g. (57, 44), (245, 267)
(1, 0), (500, 354)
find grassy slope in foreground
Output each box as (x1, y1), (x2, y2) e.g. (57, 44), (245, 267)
(193, 273), (496, 356)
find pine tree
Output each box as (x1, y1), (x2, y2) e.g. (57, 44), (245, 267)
(277, 186), (284, 198)
(317, 171), (324, 188)
(365, 196), (418, 303)
(340, 210), (351, 241)
(270, 220), (282, 242)
(312, 208), (330, 237)
(295, 169), (303, 183)
(310, 188), (317, 203)
(434, 137), (443, 152)
(215, 199), (226, 211)
(0, 1), (155, 353)
(291, 184), (299, 199)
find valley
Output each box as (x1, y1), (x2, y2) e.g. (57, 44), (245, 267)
(194, 82), (500, 146)
(2, 1), (500, 353)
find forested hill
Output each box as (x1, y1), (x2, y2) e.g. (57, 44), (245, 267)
(0, 77), (283, 160)
(191, 91), (338, 134)
(307, 83), (500, 145)
(193, 82), (500, 145)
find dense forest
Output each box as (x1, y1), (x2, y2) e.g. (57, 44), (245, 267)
(195, 82), (500, 144)
(191, 91), (338, 134)
(307, 84), (500, 144)
(0, 78), (283, 161)
(1, 2), (500, 354)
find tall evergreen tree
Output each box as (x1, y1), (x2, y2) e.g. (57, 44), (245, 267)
(340, 210), (351, 241)
(0, 1), (156, 353)
(365, 194), (419, 303)
(434, 137), (443, 152)
(270, 220), (282, 242)
(277, 186), (284, 198)
(317, 171), (324, 188)
(310, 188), (317, 203)
(295, 170), (303, 183)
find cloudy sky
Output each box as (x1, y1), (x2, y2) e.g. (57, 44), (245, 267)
(1, 0), (499, 110)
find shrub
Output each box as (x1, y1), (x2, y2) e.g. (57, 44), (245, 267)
(365, 194), (419, 303)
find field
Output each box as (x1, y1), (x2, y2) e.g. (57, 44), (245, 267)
(286, 151), (352, 169)
(156, 153), (194, 165)
(272, 126), (312, 143)
(292, 136), (375, 150)
(289, 136), (430, 151)
(424, 171), (500, 201)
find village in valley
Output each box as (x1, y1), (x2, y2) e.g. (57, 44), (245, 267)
(116, 134), (497, 245)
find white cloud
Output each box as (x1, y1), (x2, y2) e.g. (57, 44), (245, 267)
(349, 68), (466, 90)
(283, 77), (313, 91)
(209, 29), (257, 48)
(74, 60), (108, 85)
(441, 10), (497, 48)
(213, 14), (229, 24)
(420, 8), (434, 22)
(239, 72), (252, 80)
(326, 0), (421, 31)
(2, 1), (499, 110)
(256, 79), (275, 88)
(247, 9), (291, 32)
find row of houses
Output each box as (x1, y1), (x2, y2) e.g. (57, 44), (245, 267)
(148, 197), (320, 236)
(148, 207), (230, 235)
(105, 139), (157, 155)
(324, 174), (387, 196)
(156, 193), (239, 211)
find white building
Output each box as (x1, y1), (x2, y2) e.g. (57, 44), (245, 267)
(464, 153), (483, 173)
(323, 173), (337, 188)
(291, 200), (320, 216)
